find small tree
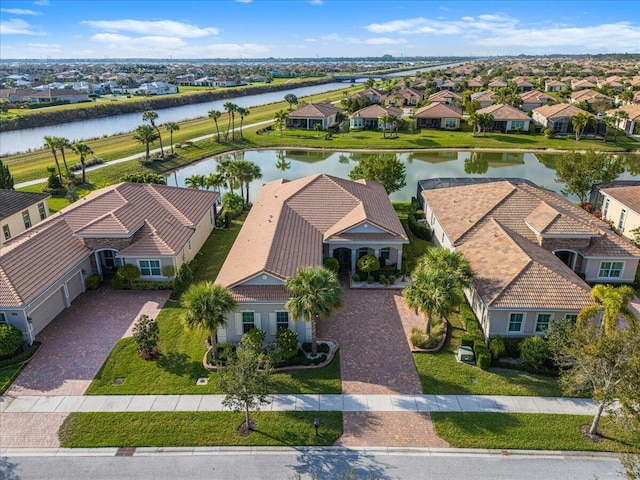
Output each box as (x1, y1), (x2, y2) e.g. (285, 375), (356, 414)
(0, 159), (14, 189)
(0, 324), (23, 357)
(489, 335), (506, 359)
(284, 93), (298, 110)
(275, 328), (298, 361)
(348, 154), (407, 194)
(172, 263), (193, 298)
(554, 151), (624, 203)
(519, 336), (550, 369)
(357, 254), (379, 275)
(218, 345), (272, 435)
(132, 315), (160, 360)
(323, 257), (339, 273)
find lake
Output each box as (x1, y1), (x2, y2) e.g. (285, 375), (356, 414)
(165, 149), (639, 203)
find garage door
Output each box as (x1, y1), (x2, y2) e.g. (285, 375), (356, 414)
(28, 287), (66, 336)
(66, 271), (84, 302)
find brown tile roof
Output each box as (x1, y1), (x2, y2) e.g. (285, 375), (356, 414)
(216, 174), (408, 289)
(0, 190), (50, 220)
(532, 103), (592, 119)
(520, 90), (554, 103)
(428, 90), (462, 103)
(570, 89), (612, 103)
(471, 91), (495, 102)
(601, 185), (640, 215)
(351, 104), (402, 118)
(231, 285), (291, 302)
(525, 202), (599, 236)
(288, 103), (342, 119)
(414, 103), (462, 118)
(476, 104), (530, 120)
(607, 104), (640, 121)
(0, 183), (218, 307)
(458, 219), (593, 309)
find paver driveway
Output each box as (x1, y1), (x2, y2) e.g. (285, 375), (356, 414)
(8, 286), (170, 397)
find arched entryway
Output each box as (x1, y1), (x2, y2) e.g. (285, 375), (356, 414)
(554, 250), (577, 270)
(96, 249), (122, 277)
(333, 248), (352, 269)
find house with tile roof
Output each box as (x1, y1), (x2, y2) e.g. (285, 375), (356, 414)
(595, 184), (640, 242)
(470, 90), (496, 109)
(519, 90), (555, 113)
(0, 183), (219, 342)
(475, 104), (531, 132)
(570, 89), (613, 108)
(544, 80), (567, 92)
(0, 190), (50, 249)
(349, 104), (403, 130)
(285, 103), (343, 130)
(531, 103), (594, 134)
(414, 102), (462, 130)
(419, 179), (640, 338)
(427, 90), (462, 106)
(606, 104), (640, 136)
(215, 174), (408, 344)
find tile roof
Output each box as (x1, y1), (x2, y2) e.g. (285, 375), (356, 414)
(570, 89), (612, 103)
(476, 104), (530, 120)
(216, 174), (408, 290)
(0, 190), (50, 220)
(414, 102), (462, 118)
(428, 90), (462, 102)
(287, 103), (342, 119)
(350, 104), (403, 118)
(607, 104), (640, 121)
(519, 90), (554, 103)
(601, 185), (640, 215)
(0, 183), (218, 307)
(532, 103), (592, 119)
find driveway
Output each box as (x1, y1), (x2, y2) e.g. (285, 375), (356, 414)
(7, 286), (170, 397)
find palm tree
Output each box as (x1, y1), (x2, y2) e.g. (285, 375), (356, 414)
(216, 156), (239, 194)
(571, 112), (594, 141)
(275, 151), (291, 171)
(206, 172), (226, 194)
(235, 160), (262, 205)
(285, 266), (344, 356)
(417, 248), (475, 292)
(70, 142), (93, 184)
(236, 107), (249, 139)
(142, 110), (164, 159)
(477, 113), (495, 136)
(182, 281), (238, 357)
(403, 268), (460, 336)
(577, 284), (637, 337)
(273, 110), (289, 136)
(208, 109), (222, 143)
(185, 174), (208, 189)
(467, 113), (479, 136)
(133, 124), (159, 161)
(44, 135), (63, 179)
(223, 102), (237, 141)
(613, 110), (629, 141)
(379, 113), (390, 138)
(164, 121), (180, 154)
(57, 137), (72, 176)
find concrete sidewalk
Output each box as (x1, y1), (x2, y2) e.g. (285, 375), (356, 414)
(0, 394), (597, 415)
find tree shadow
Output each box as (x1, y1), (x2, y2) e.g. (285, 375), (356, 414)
(156, 351), (204, 380)
(0, 457), (21, 480)
(287, 447), (395, 480)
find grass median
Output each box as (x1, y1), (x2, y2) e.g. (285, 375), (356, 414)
(58, 411), (343, 447)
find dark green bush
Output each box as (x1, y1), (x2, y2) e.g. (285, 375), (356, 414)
(503, 337), (526, 358)
(489, 335), (506, 358)
(115, 264), (141, 282)
(0, 342), (40, 368)
(323, 257), (339, 273)
(460, 335), (475, 348)
(301, 342), (330, 354)
(111, 275), (127, 290)
(85, 274), (101, 290)
(0, 324), (23, 358)
(275, 328), (298, 360)
(474, 343), (492, 370)
(129, 280), (174, 290)
(408, 211), (432, 240)
(520, 336), (551, 369)
(171, 263), (193, 299)
(240, 328), (266, 354)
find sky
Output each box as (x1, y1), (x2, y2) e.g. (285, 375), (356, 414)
(0, 0), (639, 59)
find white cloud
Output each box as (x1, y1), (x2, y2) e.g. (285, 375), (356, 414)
(1, 8), (41, 15)
(90, 33), (188, 49)
(367, 18), (427, 34)
(320, 33), (341, 41)
(235, 0), (253, 3)
(348, 37), (408, 45)
(33, 0), (49, 5)
(82, 19), (219, 38)
(309, 0), (324, 5)
(0, 18), (46, 35)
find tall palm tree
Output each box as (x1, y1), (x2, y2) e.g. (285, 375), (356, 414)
(164, 121), (180, 154)
(57, 137), (72, 176)
(571, 112), (594, 141)
(70, 142), (93, 184)
(577, 284), (637, 337)
(216, 156), (239, 194)
(416, 248), (475, 292)
(273, 110), (289, 136)
(403, 268), (460, 336)
(223, 102), (237, 141)
(275, 150), (291, 171)
(206, 172), (226, 194)
(133, 124), (159, 161)
(182, 281), (238, 357)
(142, 110), (164, 159)
(613, 110), (629, 141)
(208, 109), (222, 143)
(185, 174), (208, 189)
(236, 107), (249, 139)
(235, 160), (262, 205)
(44, 135), (63, 179)
(379, 113), (391, 138)
(285, 266), (344, 356)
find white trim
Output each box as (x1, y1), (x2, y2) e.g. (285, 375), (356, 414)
(551, 249), (578, 270)
(597, 260), (625, 279)
(507, 312), (526, 334)
(535, 313), (552, 334)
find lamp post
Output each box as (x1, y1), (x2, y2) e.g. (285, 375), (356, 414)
(313, 415), (319, 436)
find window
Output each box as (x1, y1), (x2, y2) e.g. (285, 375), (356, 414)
(242, 311), (255, 334)
(508, 313), (524, 332)
(380, 248), (390, 260)
(511, 120), (525, 130)
(603, 198), (610, 218)
(0, 313), (6, 324)
(38, 202), (46, 220)
(536, 314), (551, 333)
(276, 311), (289, 330)
(22, 211), (31, 229)
(598, 261), (623, 278)
(618, 209), (627, 230)
(565, 314), (578, 323)
(444, 118), (457, 128)
(139, 260), (162, 276)
(2, 225), (10, 240)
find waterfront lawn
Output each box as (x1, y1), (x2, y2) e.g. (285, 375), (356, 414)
(413, 311), (562, 396)
(58, 411), (343, 447)
(432, 412), (639, 453)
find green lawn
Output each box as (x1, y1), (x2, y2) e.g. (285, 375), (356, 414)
(86, 214), (341, 395)
(432, 412), (639, 453)
(393, 202), (433, 273)
(413, 311), (562, 396)
(58, 411), (343, 447)
(0, 364), (26, 395)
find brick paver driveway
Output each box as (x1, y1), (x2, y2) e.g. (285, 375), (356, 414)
(1, 286), (169, 448)
(319, 286), (448, 447)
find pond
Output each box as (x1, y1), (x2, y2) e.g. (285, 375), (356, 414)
(165, 149), (640, 203)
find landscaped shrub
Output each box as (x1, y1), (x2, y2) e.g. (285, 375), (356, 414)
(221, 192), (244, 219)
(0, 324), (23, 358)
(275, 328), (298, 361)
(388, 275), (396, 284)
(543, 128), (553, 138)
(301, 342), (330, 354)
(115, 264), (141, 282)
(460, 335), (475, 348)
(240, 328), (266, 354)
(323, 257), (339, 273)
(503, 337), (526, 358)
(378, 274), (386, 284)
(367, 275), (374, 284)
(171, 263), (193, 299)
(0, 342), (40, 369)
(161, 265), (175, 278)
(111, 275), (127, 289)
(85, 274), (101, 290)
(351, 273), (360, 282)
(519, 336), (550, 369)
(407, 211), (431, 240)
(474, 343), (492, 370)
(357, 254), (380, 274)
(131, 314), (160, 360)
(410, 325), (444, 350)
(129, 280), (174, 290)
(489, 335), (506, 358)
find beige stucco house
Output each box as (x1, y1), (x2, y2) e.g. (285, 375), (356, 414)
(216, 174), (408, 345)
(597, 184), (640, 242)
(286, 103), (343, 130)
(0, 183), (219, 342)
(420, 179), (640, 339)
(0, 190), (50, 249)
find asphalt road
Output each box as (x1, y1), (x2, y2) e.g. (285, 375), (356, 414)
(0, 449), (623, 480)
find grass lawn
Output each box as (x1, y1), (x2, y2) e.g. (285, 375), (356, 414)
(432, 412), (640, 453)
(413, 311), (562, 396)
(0, 364), (26, 395)
(58, 411), (342, 447)
(86, 213), (341, 395)
(393, 202), (433, 273)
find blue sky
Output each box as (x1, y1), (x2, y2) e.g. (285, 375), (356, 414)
(1, 0), (639, 59)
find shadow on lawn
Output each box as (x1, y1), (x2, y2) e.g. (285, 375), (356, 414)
(156, 351), (205, 381)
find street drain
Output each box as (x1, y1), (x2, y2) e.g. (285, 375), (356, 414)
(196, 377), (209, 385)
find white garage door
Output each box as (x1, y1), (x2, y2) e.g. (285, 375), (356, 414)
(29, 287), (66, 336)
(66, 271), (84, 302)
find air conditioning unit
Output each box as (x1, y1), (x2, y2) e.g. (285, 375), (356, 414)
(454, 346), (475, 364)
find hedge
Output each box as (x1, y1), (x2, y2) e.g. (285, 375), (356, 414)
(460, 302), (491, 370)
(474, 343), (492, 370)
(407, 211), (431, 241)
(0, 342), (40, 369)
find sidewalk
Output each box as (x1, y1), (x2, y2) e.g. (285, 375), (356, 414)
(0, 394), (597, 415)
